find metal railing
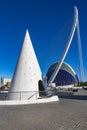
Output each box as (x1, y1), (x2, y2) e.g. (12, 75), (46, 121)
(0, 91), (47, 101)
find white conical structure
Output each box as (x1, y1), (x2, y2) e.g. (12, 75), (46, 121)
(8, 29), (42, 100)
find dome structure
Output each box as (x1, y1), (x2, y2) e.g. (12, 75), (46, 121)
(46, 62), (79, 86)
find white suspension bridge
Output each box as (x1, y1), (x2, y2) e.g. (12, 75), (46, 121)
(47, 6), (84, 88)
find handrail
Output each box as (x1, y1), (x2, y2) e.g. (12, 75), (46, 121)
(27, 92), (38, 100)
(0, 91), (47, 100)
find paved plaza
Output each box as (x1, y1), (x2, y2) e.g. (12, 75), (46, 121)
(0, 91), (87, 130)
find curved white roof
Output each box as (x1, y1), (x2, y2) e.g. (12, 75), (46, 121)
(47, 62), (76, 78)
(61, 62), (76, 77)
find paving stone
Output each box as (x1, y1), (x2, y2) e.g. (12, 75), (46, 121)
(0, 90), (87, 130)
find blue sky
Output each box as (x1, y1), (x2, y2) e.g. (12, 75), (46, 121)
(0, 0), (87, 81)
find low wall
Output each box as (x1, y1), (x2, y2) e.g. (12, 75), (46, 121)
(0, 95), (59, 105)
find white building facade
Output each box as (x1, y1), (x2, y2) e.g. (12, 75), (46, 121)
(1, 77), (11, 85)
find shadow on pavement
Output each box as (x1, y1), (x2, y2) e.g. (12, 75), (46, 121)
(58, 95), (87, 100)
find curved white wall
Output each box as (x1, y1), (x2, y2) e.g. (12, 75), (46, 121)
(8, 30), (42, 100)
